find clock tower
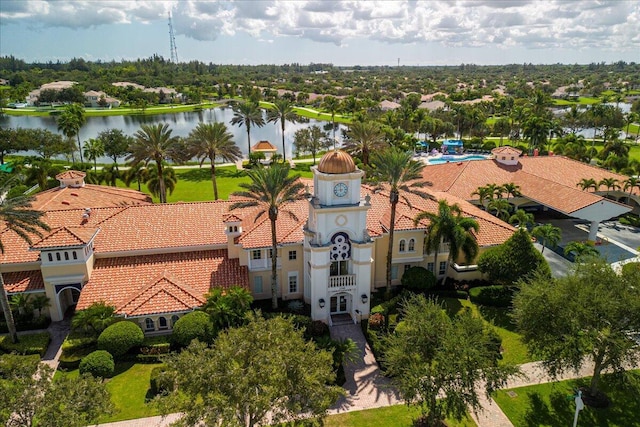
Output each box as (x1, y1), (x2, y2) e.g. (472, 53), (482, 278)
(304, 150), (373, 325)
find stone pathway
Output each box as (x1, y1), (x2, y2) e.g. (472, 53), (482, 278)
(329, 323), (400, 413)
(41, 318), (70, 371)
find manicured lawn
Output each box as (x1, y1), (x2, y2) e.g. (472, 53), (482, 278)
(321, 404), (476, 427)
(493, 370), (640, 427)
(56, 362), (163, 423)
(2, 102), (224, 117)
(439, 298), (532, 366)
(117, 163), (314, 203)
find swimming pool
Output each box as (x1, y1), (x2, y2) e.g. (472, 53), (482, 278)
(427, 155), (488, 165)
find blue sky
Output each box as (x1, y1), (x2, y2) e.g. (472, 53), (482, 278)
(1, 1), (639, 66)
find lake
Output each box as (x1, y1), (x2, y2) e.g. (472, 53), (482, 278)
(0, 107), (344, 162)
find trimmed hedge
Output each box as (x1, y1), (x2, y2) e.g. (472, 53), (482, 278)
(59, 345), (97, 370)
(0, 332), (50, 357)
(172, 311), (214, 347)
(401, 266), (436, 293)
(428, 289), (470, 300)
(79, 350), (115, 378)
(468, 286), (515, 307)
(97, 321), (144, 358)
(0, 316), (50, 333)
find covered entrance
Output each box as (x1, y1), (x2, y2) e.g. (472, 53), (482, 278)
(330, 293), (350, 314)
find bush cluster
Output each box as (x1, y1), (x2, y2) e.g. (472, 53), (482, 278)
(367, 313), (385, 330)
(307, 320), (329, 338)
(0, 316), (50, 334)
(0, 332), (50, 356)
(401, 266), (436, 293)
(79, 350), (115, 378)
(469, 286), (516, 307)
(97, 321), (144, 358)
(171, 311), (214, 347)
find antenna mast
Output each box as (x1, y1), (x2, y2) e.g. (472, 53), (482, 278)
(168, 11), (179, 63)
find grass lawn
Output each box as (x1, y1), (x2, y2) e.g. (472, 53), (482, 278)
(56, 362), (163, 423)
(320, 404), (476, 427)
(2, 102), (224, 117)
(116, 163), (315, 203)
(439, 298), (532, 366)
(493, 370), (640, 427)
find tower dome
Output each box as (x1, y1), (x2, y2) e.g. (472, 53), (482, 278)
(317, 150), (356, 174)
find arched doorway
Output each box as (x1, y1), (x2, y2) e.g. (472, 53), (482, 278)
(55, 284), (82, 319)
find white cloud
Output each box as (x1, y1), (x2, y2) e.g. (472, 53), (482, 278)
(1, 0), (638, 53)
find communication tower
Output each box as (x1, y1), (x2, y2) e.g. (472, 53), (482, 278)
(168, 12), (179, 63)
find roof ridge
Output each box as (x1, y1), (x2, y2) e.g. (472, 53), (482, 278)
(117, 271), (203, 314)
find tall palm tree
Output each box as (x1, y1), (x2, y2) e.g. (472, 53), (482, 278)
(509, 209), (534, 229)
(370, 148), (431, 295)
(598, 177), (620, 196)
(266, 99), (298, 162)
(577, 178), (598, 192)
(82, 138), (105, 173)
(230, 163), (305, 309)
(471, 185), (494, 210)
(230, 101), (265, 156)
(187, 122), (241, 200)
(343, 121), (386, 167)
(531, 224), (561, 253)
(502, 182), (522, 201)
(414, 200), (479, 283)
(127, 123), (182, 203)
(0, 178), (50, 343)
(57, 103), (86, 163)
(623, 176), (640, 204)
(321, 96), (341, 145)
(124, 162), (150, 192)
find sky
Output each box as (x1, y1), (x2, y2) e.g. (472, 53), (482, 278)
(1, 0), (639, 66)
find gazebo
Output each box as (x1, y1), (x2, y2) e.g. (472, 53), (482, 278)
(251, 140), (278, 165)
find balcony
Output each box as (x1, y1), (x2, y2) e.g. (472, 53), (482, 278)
(249, 257), (281, 271)
(329, 274), (356, 289)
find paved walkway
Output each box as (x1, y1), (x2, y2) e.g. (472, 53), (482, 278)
(41, 318), (70, 371)
(329, 323), (400, 413)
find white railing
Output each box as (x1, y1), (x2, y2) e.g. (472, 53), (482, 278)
(249, 257), (281, 270)
(328, 274), (356, 288)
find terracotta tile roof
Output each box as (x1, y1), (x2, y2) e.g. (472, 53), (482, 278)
(31, 184), (152, 211)
(491, 146), (522, 156)
(236, 199), (308, 249)
(77, 250), (248, 316)
(424, 156), (636, 214)
(223, 214), (243, 222)
(55, 170), (86, 180)
(31, 226), (99, 249)
(251, 140), (277, 151)
(2, 270), (44, 293)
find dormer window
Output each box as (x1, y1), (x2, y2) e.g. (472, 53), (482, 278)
(48, 253), (53, 262)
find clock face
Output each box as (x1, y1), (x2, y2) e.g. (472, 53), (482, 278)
(333, 182), (348, 197)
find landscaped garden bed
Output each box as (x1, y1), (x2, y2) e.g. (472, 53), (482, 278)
(0, 332), (50, 357)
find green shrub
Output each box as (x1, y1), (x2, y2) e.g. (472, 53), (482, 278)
(0, 316), (50, 333)
(79, 350), (114, 378)
(401, 266), (437, 293)
(307, 320), (329, 338)
(621, 262), (640, 275)
(469, 286), (515, 307)
(428, 289), (469, 299)
(97, 321), (144, 358)
(59, 345), (97, 370)
(172, 311), (214, 347)
(0, 332), (50, 356)
(0, 353), (41, 377)
(368, 313), (385, 330)
(149, 365), (173, 396)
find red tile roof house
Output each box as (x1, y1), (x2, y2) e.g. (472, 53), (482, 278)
(2, 150), (633, 332)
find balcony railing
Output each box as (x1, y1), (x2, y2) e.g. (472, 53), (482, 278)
(249, 257), (281, 270)
(329, 274), (356, 289)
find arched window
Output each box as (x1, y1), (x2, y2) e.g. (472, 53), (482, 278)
(72, 251), (77, 260)
(158, 317), (168, 330)
(399, 239), (406, 252)
(145, 318), (155, 331)
(171, 315), (180, 327)
(48, 253), (53, 262)
(64, 252), (69, 261)
(408, 239), (415, 252)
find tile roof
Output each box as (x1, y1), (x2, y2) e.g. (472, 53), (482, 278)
(31, 184), (152, 211)
(2, 270), (44, 293)
(77, 250), (248, 316)
(424, 155), (636, 214)
(31, 226), (99, 249)
(252, 140), (277, 151)
(55, 170), (86, 180)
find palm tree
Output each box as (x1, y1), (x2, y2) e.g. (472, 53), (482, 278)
(471, 185), (494, 210)
(83, 138), (105, 173)
(124, 162), (150, 192)
(522, 115), (552, 153)
(623, 176), (640, 204)
(146, 166), (177, 200)
(127, 123), (182, 203)
(100, 164), (120, 187)
(502, 182), (521, 201)
(487, 198), (512, 221)
(509, 209), (534, 229)
(531, 224), (561, 253)
(370, 148), (431, 295)
(577, 178), (598, 192)
(266, 99), (298, 162)
(343, 121), (386, 167)
(187, 122), (241, 200)
(598, 177), (620, 196)
(230, 101), (265, 156)
(564, 241), (600, 262)
(321, 96), (341, 145)
(230, 163), (305, 309)
(0, 178), (50, 343)
(414, 200), (479, 283)
(57, 103), (86, 163)
(31, 294), (50, 318)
